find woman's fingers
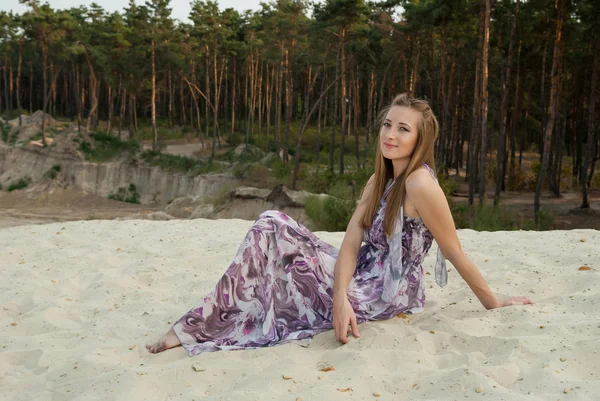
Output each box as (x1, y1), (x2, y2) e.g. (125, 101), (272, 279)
(338, 319), (348, 344)
(502, 295), (535, 307)
(350, 314), (360, 338)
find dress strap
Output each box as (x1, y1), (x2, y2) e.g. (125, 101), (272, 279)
(388, 163), (448, 287)
(421, 163), (447, 287)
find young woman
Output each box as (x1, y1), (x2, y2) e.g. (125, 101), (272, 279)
(146, 93), (533, 356)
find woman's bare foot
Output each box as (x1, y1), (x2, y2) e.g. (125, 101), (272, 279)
(145, 328), (182, 354)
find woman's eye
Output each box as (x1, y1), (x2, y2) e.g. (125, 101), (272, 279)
(398, 126), (409, 132)
(383, 122), (391, 127)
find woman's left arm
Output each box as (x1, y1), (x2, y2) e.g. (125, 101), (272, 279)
(406, 170), (533, 310)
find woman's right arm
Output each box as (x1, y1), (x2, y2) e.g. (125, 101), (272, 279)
(332, 174), (375, 343)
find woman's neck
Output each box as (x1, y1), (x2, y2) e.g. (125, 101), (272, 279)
(391, 157), (411, 180)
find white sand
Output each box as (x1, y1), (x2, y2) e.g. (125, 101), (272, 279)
(1, 218), (599, 401)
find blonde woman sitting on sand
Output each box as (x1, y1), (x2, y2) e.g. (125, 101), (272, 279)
(146, 93), (534, 356)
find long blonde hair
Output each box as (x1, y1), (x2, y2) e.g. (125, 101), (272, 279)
(359, 93), (440, 237)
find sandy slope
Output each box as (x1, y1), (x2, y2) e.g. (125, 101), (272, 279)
(1, 218), (599, 401)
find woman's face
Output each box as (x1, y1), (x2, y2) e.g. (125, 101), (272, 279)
(379, 105), (421, 160)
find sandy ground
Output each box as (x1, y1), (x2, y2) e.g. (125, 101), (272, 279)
(1, 217), (599, 401)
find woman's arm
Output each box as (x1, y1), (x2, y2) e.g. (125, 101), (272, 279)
(333, 174), (375, 299)
(406, 169), (533, 309)
(332, 174), (375, 342)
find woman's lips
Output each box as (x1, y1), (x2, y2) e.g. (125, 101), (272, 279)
(384, 143), (397, 149)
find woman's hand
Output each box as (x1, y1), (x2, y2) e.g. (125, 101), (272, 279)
(488, 295), (535, 309)
(333, 295), (360, 344)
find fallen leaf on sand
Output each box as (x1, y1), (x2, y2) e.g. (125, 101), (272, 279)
(319, 366), (335, 372)
(191, 363), (205, 372)
(397, 313), (409, 319)
(129, 345), (136, 350)
(373, 392), (381, 397)
(429, 330), (435, 334)
(560, 357), (567, 362)
(282, 375), (292, 380)
(10, 322), (17, 326)
(580, 238), (587, 242)
(578, 266), (593, 271)
(337, 388), (351, 392)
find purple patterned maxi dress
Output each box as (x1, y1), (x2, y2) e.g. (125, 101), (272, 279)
(172, 163), (447, 356)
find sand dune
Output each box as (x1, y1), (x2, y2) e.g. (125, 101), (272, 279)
(1, 218), (599, 400)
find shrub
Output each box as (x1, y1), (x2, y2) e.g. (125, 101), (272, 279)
(226, 133), (244, 147)
(81, 131), (140, 162)
(450, 202), (555, 231)
(108, 183), (140, 204)
(486, 158), (497, 182)
(44, 164), (61, 179)
(303, 168), (335, 194)
(250, 164), (271, 180)
(188, 161), (226, 176)
(328, 180), (353, 200)
(141, 150), (199, 173)
(233, 163), (249, 179)
(437, 167), (458, 199)
(506, 164), (530, 191)
(7, 176), (32, 192)
(270, 160), (291, 180)
(0, 120), (9, 143)
(305, 195), (355, 232)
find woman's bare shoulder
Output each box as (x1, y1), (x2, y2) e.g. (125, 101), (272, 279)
(405, 165), (436, 190)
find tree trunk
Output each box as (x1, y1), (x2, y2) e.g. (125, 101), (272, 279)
(29, 62), (33, 114)
(353, 67), (360, 168)
(41, 42), (48, 144)
(16, 37), (23, 126)
(283, 49), (293, 165)
(151, 39), (158, 151)
(549, 37), (566, 196)
(231, 59), (236, 135)
(509, 41), (523, 171)
(212, 42), (218, 158)
(540, 28), (549, 163)
(494, 0), (520, 205)
(276, 50), (283, 159)
(119, 86), (126, 139)
(3, 59), (9, 114)
(107, 84), (114, 134)
(168, 69), (173, 129)
(84, 58), (98, 142)
(258, 60), (263, 143)
(478, 0), (491, 204)
(73, 65), (81, 132)
(205, 46), (211, 147)
(581, 34), (599, 208)
(410, 37), (421, 95)
(535, 0), (565, 223)
(316, 70), (326, 168)
(365, 69), (374, 168)
(265, 65), (273, 153)
(339, 29), (347, 175)
(180, 75), (186, 127)
(330, 46), (339, 173)
(469, 2), (485, 205)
